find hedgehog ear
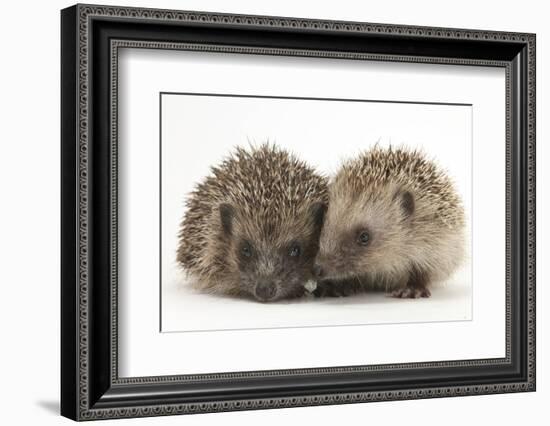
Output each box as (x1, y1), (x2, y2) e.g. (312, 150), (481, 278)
(219, 203), (235, 236)
(393, 190), (414, 218)
(310, 202), (327, 234)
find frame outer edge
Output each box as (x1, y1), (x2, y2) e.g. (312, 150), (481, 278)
(527, 33), (536, 390)
(61, 4), (80, 422)
(77, 2), (90, 420)
(68, 4), (536, 420)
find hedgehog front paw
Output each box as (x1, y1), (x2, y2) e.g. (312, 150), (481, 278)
(313, 281), (338, 297)
(389, 286), (431, 299)
(313, 280), (360, 298)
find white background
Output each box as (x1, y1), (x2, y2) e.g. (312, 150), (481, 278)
(0, 0), (547, 425)
(160, 94), (474, 332)
(120, 49), (506, 377)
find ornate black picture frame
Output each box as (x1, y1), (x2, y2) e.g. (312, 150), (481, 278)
(61, 3), (536, 421)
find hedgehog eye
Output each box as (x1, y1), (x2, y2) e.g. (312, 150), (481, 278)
(241, 242), (253, 258)
(357, 231), (370, 246)
(288, 244), (301, 258)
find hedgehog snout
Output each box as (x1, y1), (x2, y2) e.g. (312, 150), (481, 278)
(254, 281), (277, 302)
(313, 263), (324, 279)
(313, 253), (349, 280)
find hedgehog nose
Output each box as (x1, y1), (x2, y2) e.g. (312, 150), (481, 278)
(313, 263), (324, 278)
(255, 282), (277, 301)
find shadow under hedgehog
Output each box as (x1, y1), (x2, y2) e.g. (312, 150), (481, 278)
(177, 144), (328, 302)
(313, 146), (466, 299)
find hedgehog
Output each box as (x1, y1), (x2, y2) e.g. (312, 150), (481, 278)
(177, 144), (328, 302)
(313, 146), (466, 299)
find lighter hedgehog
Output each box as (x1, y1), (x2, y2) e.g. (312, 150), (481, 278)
(314, 146), (466, 298)
(177, 144), (328, 302)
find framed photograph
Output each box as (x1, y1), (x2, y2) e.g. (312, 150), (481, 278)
(61, 4), (536, 421)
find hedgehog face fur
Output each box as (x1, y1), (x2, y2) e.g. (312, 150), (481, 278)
(216, 201), (326, 301)
(177, 144), (328, 302)
(315, 185), (417, 283)
(314, 146), (466, 298)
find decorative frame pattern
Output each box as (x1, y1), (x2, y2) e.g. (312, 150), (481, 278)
(61, 3), (536, 421)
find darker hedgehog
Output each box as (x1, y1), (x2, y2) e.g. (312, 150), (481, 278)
(177, 144), (328, 302)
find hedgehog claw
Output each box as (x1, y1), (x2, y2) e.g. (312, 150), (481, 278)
(390, 287), (431, 299)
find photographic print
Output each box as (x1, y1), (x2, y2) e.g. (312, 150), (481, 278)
(160, 93), (472, 332)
